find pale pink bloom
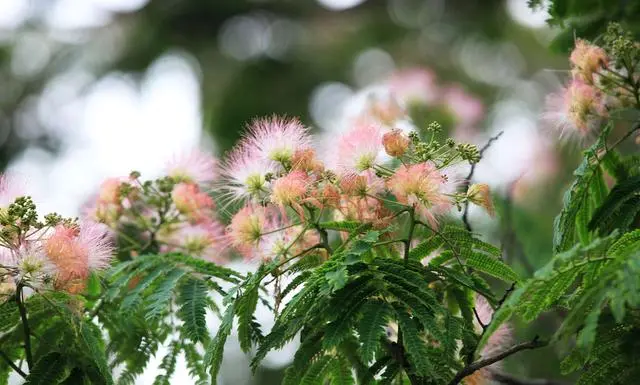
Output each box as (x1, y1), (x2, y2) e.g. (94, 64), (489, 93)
(570, 39), (608, 84)
(226, 205), (268, 247)
(442, 86), (484, 127)
(543, 80), (606, 138)
(240, 214), (319, 262)
(337, 195), (393, 230)
(97, 177), (124, 205)
(85, 202), (122, 228)
(167, 221), (227, 263)
(243, 116), (311, 164)
(77, 221), (114, 271)
(339, 171), (385, 197)
(14, 242), (56, 282)
(166, 150), (217, 185)
(0, 174), (25, 207)
(387, 162), (451, 228)
(172, 183), (214, 223)
(44, 222), (114, 289)
(218, 144), (278, 204)
(271, 171), (308, 207)
(335, 123), (383, 174)
(291, 148), (324, 173)
(388, 68), (439, 105)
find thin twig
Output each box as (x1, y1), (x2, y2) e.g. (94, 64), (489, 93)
(15, 286), (33, 369)
(447, 337), (548, 385)
(462, 131), (504, 232)
(0, 350), (26, 378)
(472, 307), (487, 330)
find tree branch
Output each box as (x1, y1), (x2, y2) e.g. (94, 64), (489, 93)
(15, 286), (33, 369)
(0, 350), (26, 378)
(447, 337), (548, 385)
(462, 131), (504, 232)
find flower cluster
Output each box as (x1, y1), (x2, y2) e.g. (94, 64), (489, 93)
(86, 150), (227, 263)
(0, 179), (113, 296)
(220, 115), (493, 262)
(544, 24), (640, 138)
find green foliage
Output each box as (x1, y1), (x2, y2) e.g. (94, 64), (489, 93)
(529, 0), (640, 51)
(177, 278), (209, 343)
(554, 133), (609, 253)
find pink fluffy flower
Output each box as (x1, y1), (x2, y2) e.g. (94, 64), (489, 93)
(218, 144), (278, 204)
(335, 123), (383, 174)
(442, 85), (484, 128)
(271, 171), (308, 207)
(44, 222), (113, 292)
(570, 39), (608, 84)
(543, 80), (606, 138)
(387, 162), (452, 228)
(97, 177), (124, 205)
(388, 68), (439, 105)
(14, 242), (56, 282)
(166, 150), (217, 185)
(227, 205), (268, 247)
(382, 129), (410, 157)
(243, 116), (311, 165)
(339, 171), (385, 197)
(166, 221), (227, 263)
(172, 183), (214, 223)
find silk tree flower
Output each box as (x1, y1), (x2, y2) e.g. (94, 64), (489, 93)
(44, 222), (113, 293)
(382, 129), (410, 157)
(570, 39), (609, 84)
(306, 183), (341, 210)
(339, 171), (385, 197)
(388, 68), (439, 106)
(387, 162), (452, 228)
(14, 243), (56, 284)
(84, 176), (132, 227)
(171, 182), (215, 223)
(218, 143), (278, 204)
(271, 171), (309, 208)
(337, 195), (393, 230)
(467, 183), (495, 216)
(163, 220), (227, 263)
(543, 79), (607, 138)
(245, 224), (318, 263)
(243, 116), (312, 165)
(335, 123), (383, 174)
(165, 149), (217, 185)
(463, 295), (512, 385)
(291, 148), (324, 173)
(227, 205), (268, 247)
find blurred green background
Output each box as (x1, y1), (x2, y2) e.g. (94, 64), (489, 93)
(0, 0), (598, 383)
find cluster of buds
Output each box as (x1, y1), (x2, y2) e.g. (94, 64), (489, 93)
(386, 127), (480, 167)
(544, 23), (640, 138)
(0, 188), (113, 297)
(86, 151), (227, 263)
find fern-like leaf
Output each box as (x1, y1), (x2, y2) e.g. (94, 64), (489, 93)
(205, 303), (234, 384)
(357, 300), (392, 363)
(177, 277), (209, 343)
